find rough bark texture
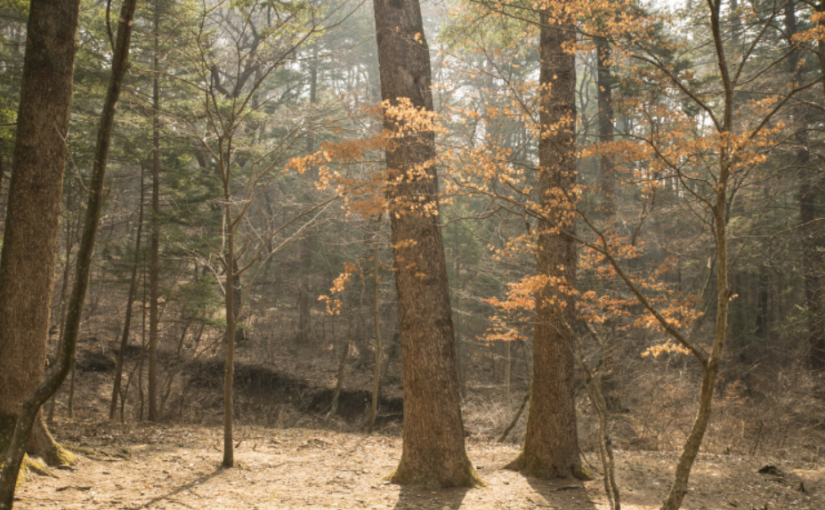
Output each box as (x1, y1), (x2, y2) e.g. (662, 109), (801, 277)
(0, 0), (136, 504)
(505, 12), (583, 480)
(373, 0), (479, 488)
(789, 0), (825, 370)
(0, 0), (81, 467)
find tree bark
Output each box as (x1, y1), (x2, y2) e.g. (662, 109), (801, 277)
(506, 11), (584, 480)
(0, 0), (137, 504)
(373, 0), (479, 488)
(791, 0), (825, 369)
(0, 0), (81, 469)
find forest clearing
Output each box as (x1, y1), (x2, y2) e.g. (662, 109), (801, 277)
(2, 0), (825, 508)
(11, 420), (825, 510)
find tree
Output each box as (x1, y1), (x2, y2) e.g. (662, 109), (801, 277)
(0, 0), (138, 505)
(372, 0), (481, 488)
(0, 0), (82, 468)
(504, 5), (585, 480)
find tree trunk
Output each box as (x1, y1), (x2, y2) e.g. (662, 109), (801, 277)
(223, 212), (237, 468)
(0, 0), (81, 469)
(324, 314), (353, 426)
(506, 10), (584, 480)
(48, 192), (79, 423)
(596, 37), (615, 223)
(372, 0), (479, 488)
(110, 165), (146, 420)
(0, 0), (137, 504)
(660, 3), (732, 507)
(148, 2), (161, 422)
(791, 0), (825, 369)
(297, 57), (318, 344)
(368, 214), (383, 433)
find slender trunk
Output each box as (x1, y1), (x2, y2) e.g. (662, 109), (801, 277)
(507, 9), (583, 480)
(754, 265), (769, 339)
(368, 215), (383, 433)
(596, 37), (615, 223)
(232, 259), (244, 344)
(0, 0), (81, 475)
(454, 244), (466, 398)
(67, 365), (75, 418)
(324, 315), (353, 426)
(48, 195), (78, 423)
(297, 56), (318, 344)
(0, 0), (137, 504)
(661, 3), (731, 507)
(110, 166), (146, 420)
(222, 144), (237, 468)
(373, 0), (478, 487)
(147, 3), (161, 422)
(504, 340), (511, 405)
(498, 385), (530, 443)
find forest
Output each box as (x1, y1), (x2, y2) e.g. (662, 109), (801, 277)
(0, 0), (823, 508)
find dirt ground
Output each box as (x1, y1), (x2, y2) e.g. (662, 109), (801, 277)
(11, 420), (823, 510)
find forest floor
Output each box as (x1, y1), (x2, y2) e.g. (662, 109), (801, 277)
(13, 419), (824, 510)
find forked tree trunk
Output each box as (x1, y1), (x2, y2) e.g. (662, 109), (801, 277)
(0, 0), (81, 469)
(372, 0), (479, 488)
(0, 0), (137, 505)
(506, 10), (584, 480)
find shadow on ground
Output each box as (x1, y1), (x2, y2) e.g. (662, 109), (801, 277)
(125, 467), (223, 510)
(392, 485), (470, 510)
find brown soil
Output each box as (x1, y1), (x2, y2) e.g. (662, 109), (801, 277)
(12, 420), (823, 510)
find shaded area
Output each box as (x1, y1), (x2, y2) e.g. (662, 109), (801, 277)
(392, 485), (469, 510)
(189, 359), (404, 425)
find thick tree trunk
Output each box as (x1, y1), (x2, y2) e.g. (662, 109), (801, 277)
(506, 11), (584, 480)
(0, 0), (137, 504)
(148, 3), (161, 421)
(373, 0), (479, 488)
(0, 0), (81, 468)
(792, 0), (825, 369)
